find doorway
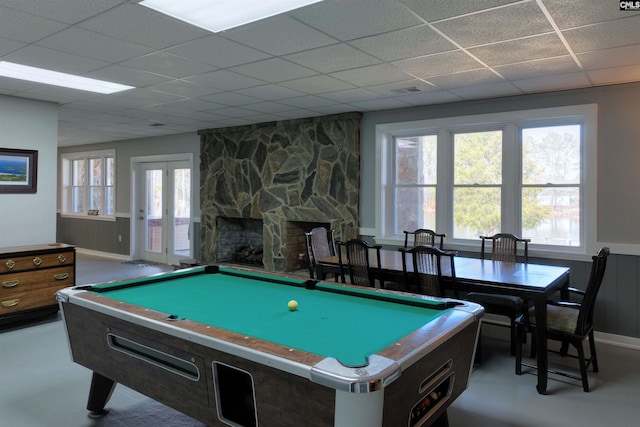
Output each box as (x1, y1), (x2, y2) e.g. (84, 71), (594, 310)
(134, 159), (192, 265)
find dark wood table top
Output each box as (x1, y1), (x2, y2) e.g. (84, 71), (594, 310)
(318, 249), (570, 294)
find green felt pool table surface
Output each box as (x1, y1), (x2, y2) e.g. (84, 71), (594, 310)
(91, 266), (451, 367)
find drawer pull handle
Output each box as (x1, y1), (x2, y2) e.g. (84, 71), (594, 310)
(58, 254), (67, 263)
(2, 280), (19, 288)
(54, 273), (69, 280)
(33, 257), (43, 266)
(1, 299), (19, 308)
(5, 260), (15, 269)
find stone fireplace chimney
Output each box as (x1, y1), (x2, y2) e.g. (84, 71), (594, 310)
(199, 113), (361, 272)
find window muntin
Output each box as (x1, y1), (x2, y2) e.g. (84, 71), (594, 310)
(375, 105), (596, 255)
(61, 150), (115, 219)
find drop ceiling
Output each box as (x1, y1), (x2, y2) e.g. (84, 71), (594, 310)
(1, 0), (639, 146)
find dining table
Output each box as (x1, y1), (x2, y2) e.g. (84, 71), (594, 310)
(316, 249), (571, 395)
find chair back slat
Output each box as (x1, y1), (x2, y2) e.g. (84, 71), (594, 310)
(305, 227), (336, 279)
(480, 233), (530, 263)
(403, 229), (445, 249)
(337, 239), (382, 288)
(576, 247), (610, 335)
(400, 245), (456, 297)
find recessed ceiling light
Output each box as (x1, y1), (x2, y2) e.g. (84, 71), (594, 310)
(0, 61), (134, 94)
(138, 0), (324, 33)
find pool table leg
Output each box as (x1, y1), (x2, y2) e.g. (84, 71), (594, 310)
(86, 372), (116, 417)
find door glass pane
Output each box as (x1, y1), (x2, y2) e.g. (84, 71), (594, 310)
(173, 168), (191, 256)
(146, 170), (163, 254)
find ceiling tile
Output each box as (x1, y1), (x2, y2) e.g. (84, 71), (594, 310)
(578, 44), (640, 70)
(276, 96), (339, 109)
(0, 7), (68, 43)
(186, 70), (266, 91)
(230, 58), (318, 83)
(36, 27), (154, 63)
(563, 16), (640, 53)
(3, 45), (109, 74)
(0, 0), (125, 24)
(450, 81), (522, 99)
(588, 64), (640, 86)
(318, 88), (383, 103)
(393, 90), (464, 106)
(400, 0), (522, 22)
(235, 84), (307, 100)
(494, 56), (581, 80)
(147, 80), (222, 98)
(84, 64), (172, 87)
(79, 3), (207, 49)
(283, 44), (381, 73)
(223, 15), (337, 55)
(348, 25), (456, 61)
(291, 0), (423, 41)
(279, 75), (356, 94)
(201, 92), (263, 106)
(120, 52), (216, 79)
(543, 0), (635, 29)
(433, 2), (553, 47)
(166, 35), (271, 68)
(349, 97), (413, 111)
(330, 63), (413, 86)
(428, 69), (504, 89)
(469, 33), (569, 66)
(394, 50), (483, 78)
(513, 72), (591, 93)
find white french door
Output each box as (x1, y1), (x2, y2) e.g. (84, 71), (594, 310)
(137, 161), (191, 265)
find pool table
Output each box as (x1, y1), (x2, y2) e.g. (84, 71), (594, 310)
(57, 265), (483, 427)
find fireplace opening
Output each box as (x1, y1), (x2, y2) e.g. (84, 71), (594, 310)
(217, 217), (264, 267)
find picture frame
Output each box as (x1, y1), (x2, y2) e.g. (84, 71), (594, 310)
(0, 148), (38, 193)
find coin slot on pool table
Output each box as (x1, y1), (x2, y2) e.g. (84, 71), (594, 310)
(106, 333), (200, 381)
(213, 362), (258, 427)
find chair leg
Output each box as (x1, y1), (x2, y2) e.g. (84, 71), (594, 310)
(576, 341), (590, 392)
(515, 322), (524, 375)
(509, 317), (517, 356)
(588, 330), (599, 372)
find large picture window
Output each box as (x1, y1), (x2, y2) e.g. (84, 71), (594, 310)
(375, 105), (597, 255)
(61, 150), (115, 219)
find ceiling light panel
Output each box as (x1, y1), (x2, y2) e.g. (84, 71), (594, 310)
(138, 0), (324, 33)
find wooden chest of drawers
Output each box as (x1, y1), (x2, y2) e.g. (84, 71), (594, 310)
(0, 243), (75, 325)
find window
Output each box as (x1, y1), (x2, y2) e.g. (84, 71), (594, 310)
(61, 150), (115, 219)
(375, 105), (597, 255)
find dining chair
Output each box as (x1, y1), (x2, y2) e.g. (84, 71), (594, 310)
(466, 233), (531, 359)
(304, 227), (339, 280)
(516, 247), (609, 392)
(403, 229), (446, 249)
(337, 239), (383, 288)
(399, 245), (456, 297)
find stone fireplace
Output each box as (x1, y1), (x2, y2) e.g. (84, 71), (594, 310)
(199, 113), (361, 272)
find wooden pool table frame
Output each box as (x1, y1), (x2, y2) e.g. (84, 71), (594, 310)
(57, 266), (483, 427)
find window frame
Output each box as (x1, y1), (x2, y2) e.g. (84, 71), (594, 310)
(374, 104), (597, 258)
(61, 149), (116, 221)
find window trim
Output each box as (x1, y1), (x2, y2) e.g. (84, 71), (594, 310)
(374, 104), (597, 258)
(60, 149), (116, 221)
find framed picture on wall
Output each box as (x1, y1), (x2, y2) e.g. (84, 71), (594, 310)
(0, 148), (38, 193)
